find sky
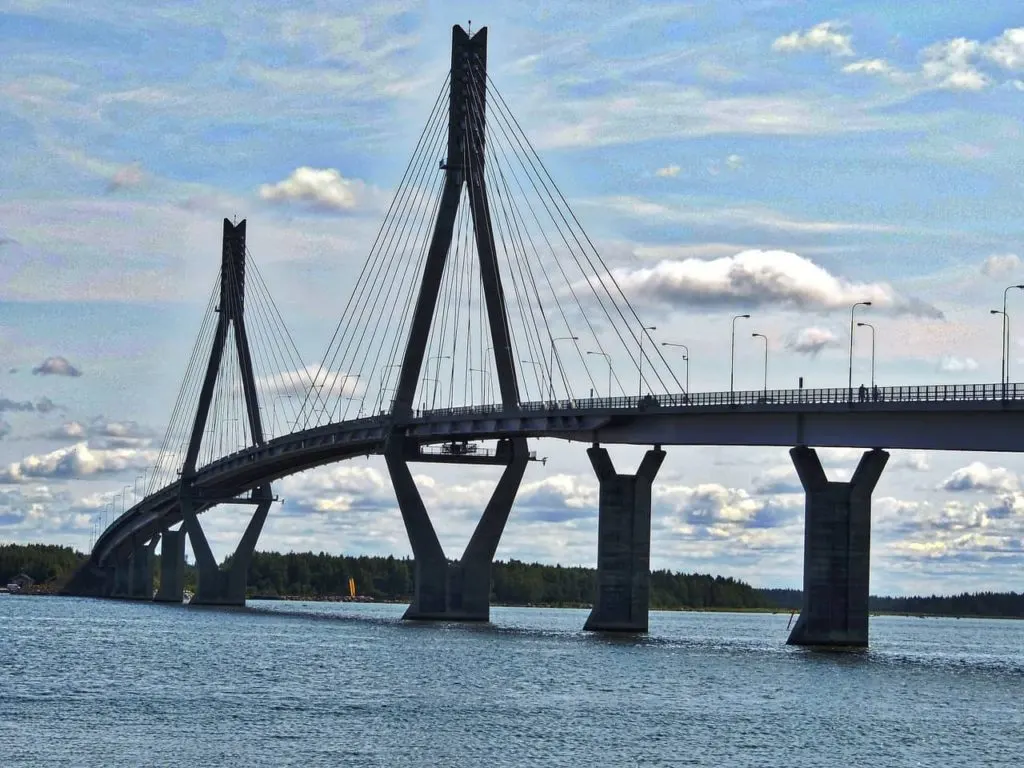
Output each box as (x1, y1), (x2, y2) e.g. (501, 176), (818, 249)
(2, 0), (1024, 595)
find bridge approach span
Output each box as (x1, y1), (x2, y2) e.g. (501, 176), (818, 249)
(91, 382), (1024, 569)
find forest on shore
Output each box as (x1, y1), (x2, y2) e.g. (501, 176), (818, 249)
(4, 542), (1023, 618)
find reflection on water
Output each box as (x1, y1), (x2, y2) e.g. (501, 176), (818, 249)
(1, 597), (1021, 767)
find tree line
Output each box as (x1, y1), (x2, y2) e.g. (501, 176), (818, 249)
(5, 542), (1023, 617)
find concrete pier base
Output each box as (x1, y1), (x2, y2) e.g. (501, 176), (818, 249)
(787, 446), (888, 648)
(385, 437), (529, 621)
(183, 488), (272, 607)
(128, 541), (155, 599)
(154, 529), (186, 603)
(584, 445), (665, 633)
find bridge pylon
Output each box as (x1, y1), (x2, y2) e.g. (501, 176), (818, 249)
(176, 218), (274, 606)
(386, 25), (530, 622)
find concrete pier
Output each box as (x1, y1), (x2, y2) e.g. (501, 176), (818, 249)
(386, 437), (529, 621)
(184, 489), (272, 606)
(154, 529), (186, 603)
(128, 541), (155, 599)
(788, 446), (888, 648)
(584, 445), (665, 632)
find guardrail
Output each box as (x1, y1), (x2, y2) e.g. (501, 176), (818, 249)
(419, 382), (1024, 419)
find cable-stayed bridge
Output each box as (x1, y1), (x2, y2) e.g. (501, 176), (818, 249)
(64, 26), (1024, 648)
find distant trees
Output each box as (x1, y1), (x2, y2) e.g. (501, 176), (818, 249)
(4, 542), (1023, 618)
(0, 543), (85, 586)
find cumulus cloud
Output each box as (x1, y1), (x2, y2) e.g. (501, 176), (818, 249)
(981, 253), (1021, 278)
(32, 356), (82, 377)
(0, 442), (157, 483)
(937, 356), (979, 373)
(258, 167), (364, 211)
(0, 396), (58, 414)
(940, 462), (1018, 493)
(920, 38), (989, 91)
(842, 58), (899, 77)
(605, 250), (942, 317)
(654, 164), (681, 178)
(772, 22), (854, 57)
(786, 326), (841, 356)
(106, 162), (145, 192)
(982, 27), (1024, 71)
(257, 366), (363, 401)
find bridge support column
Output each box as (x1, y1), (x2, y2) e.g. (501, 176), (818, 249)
(184, 488), (272, 607)
(788, 446), (888, 648)
(154, 529), (186, 603)
(127, 538), (157, 599)
(386, 437), (529, 621)
(112, 559), (131, 598)
(584, 445), (665, 633)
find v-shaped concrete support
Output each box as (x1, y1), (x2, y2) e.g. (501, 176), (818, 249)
(385, 436), (529, 621)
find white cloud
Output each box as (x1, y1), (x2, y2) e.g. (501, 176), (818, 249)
(937, 355), (979, 373)
(654, 164), (681, 178)
(982, 28), (1024, 71)
(0, 442), (157, 483)
(920, 38), (990, 91)
(941, 462), (1018, 493)
(605, 250), (942, 316)
(787, 326), (841, 356)
(841, 58), (904, 80)
(258, 167), (364, 211)
(772, 22), (854, 57)
(32, 355), (82, 377)
(981, 253), (1021, 278)
(725, 154), (743, 170)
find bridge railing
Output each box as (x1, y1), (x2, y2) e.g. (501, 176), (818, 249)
(418, 382), (1023, 419)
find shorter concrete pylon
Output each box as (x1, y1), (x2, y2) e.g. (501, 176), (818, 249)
(787, 446), (889, 648)
(182, 486), (272, 606)
(385, 436), (530, 621)
(154, 529), (186, 603)
(584, 445), (665, 632)
(127, 538), (158, 599)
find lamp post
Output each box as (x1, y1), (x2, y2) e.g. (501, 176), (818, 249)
(1000, 285), (1024, 386)
(586, 351), (612, 397)
(549, 335), (579, 401)
(520, 359), (544, 400)
(856, 322), (876, 389)
(638, 324), (657, 398)
(730, 314), (750, 403)
(849, 301), (872, 397)
(334, 374), (361, 420)
(751, 333), (768, 397)
(469, 367), (491, 404)
(991, 309), (1009, 395)
(660, 342), (689, 393)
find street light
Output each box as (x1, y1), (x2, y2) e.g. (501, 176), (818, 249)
(549, 335), (579, 401)
(751, 333), (768, 397)
(730, 314), (750, 402)
(469, 367), (491, 404)
(660, 342), (689, 393)
(857, 322), (876, 389)
(1000, 285), (1024, 386)
(849, 301), (872, 395)
(991, 309), (1009, 395)
(586, 351), (612, 397)
(521, 359), (544, 400)
(638, 325), (657, 398)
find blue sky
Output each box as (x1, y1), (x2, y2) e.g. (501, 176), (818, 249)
(2, 0), (1024, 594)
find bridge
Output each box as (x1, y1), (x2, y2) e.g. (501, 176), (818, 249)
(64, 25), (1024, 648)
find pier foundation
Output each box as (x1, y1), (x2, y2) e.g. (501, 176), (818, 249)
(386, 437), (529, 621)
(154, 529), (186, 603)
(584, 445), (665, 632)
(788, 446), (888, 648)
